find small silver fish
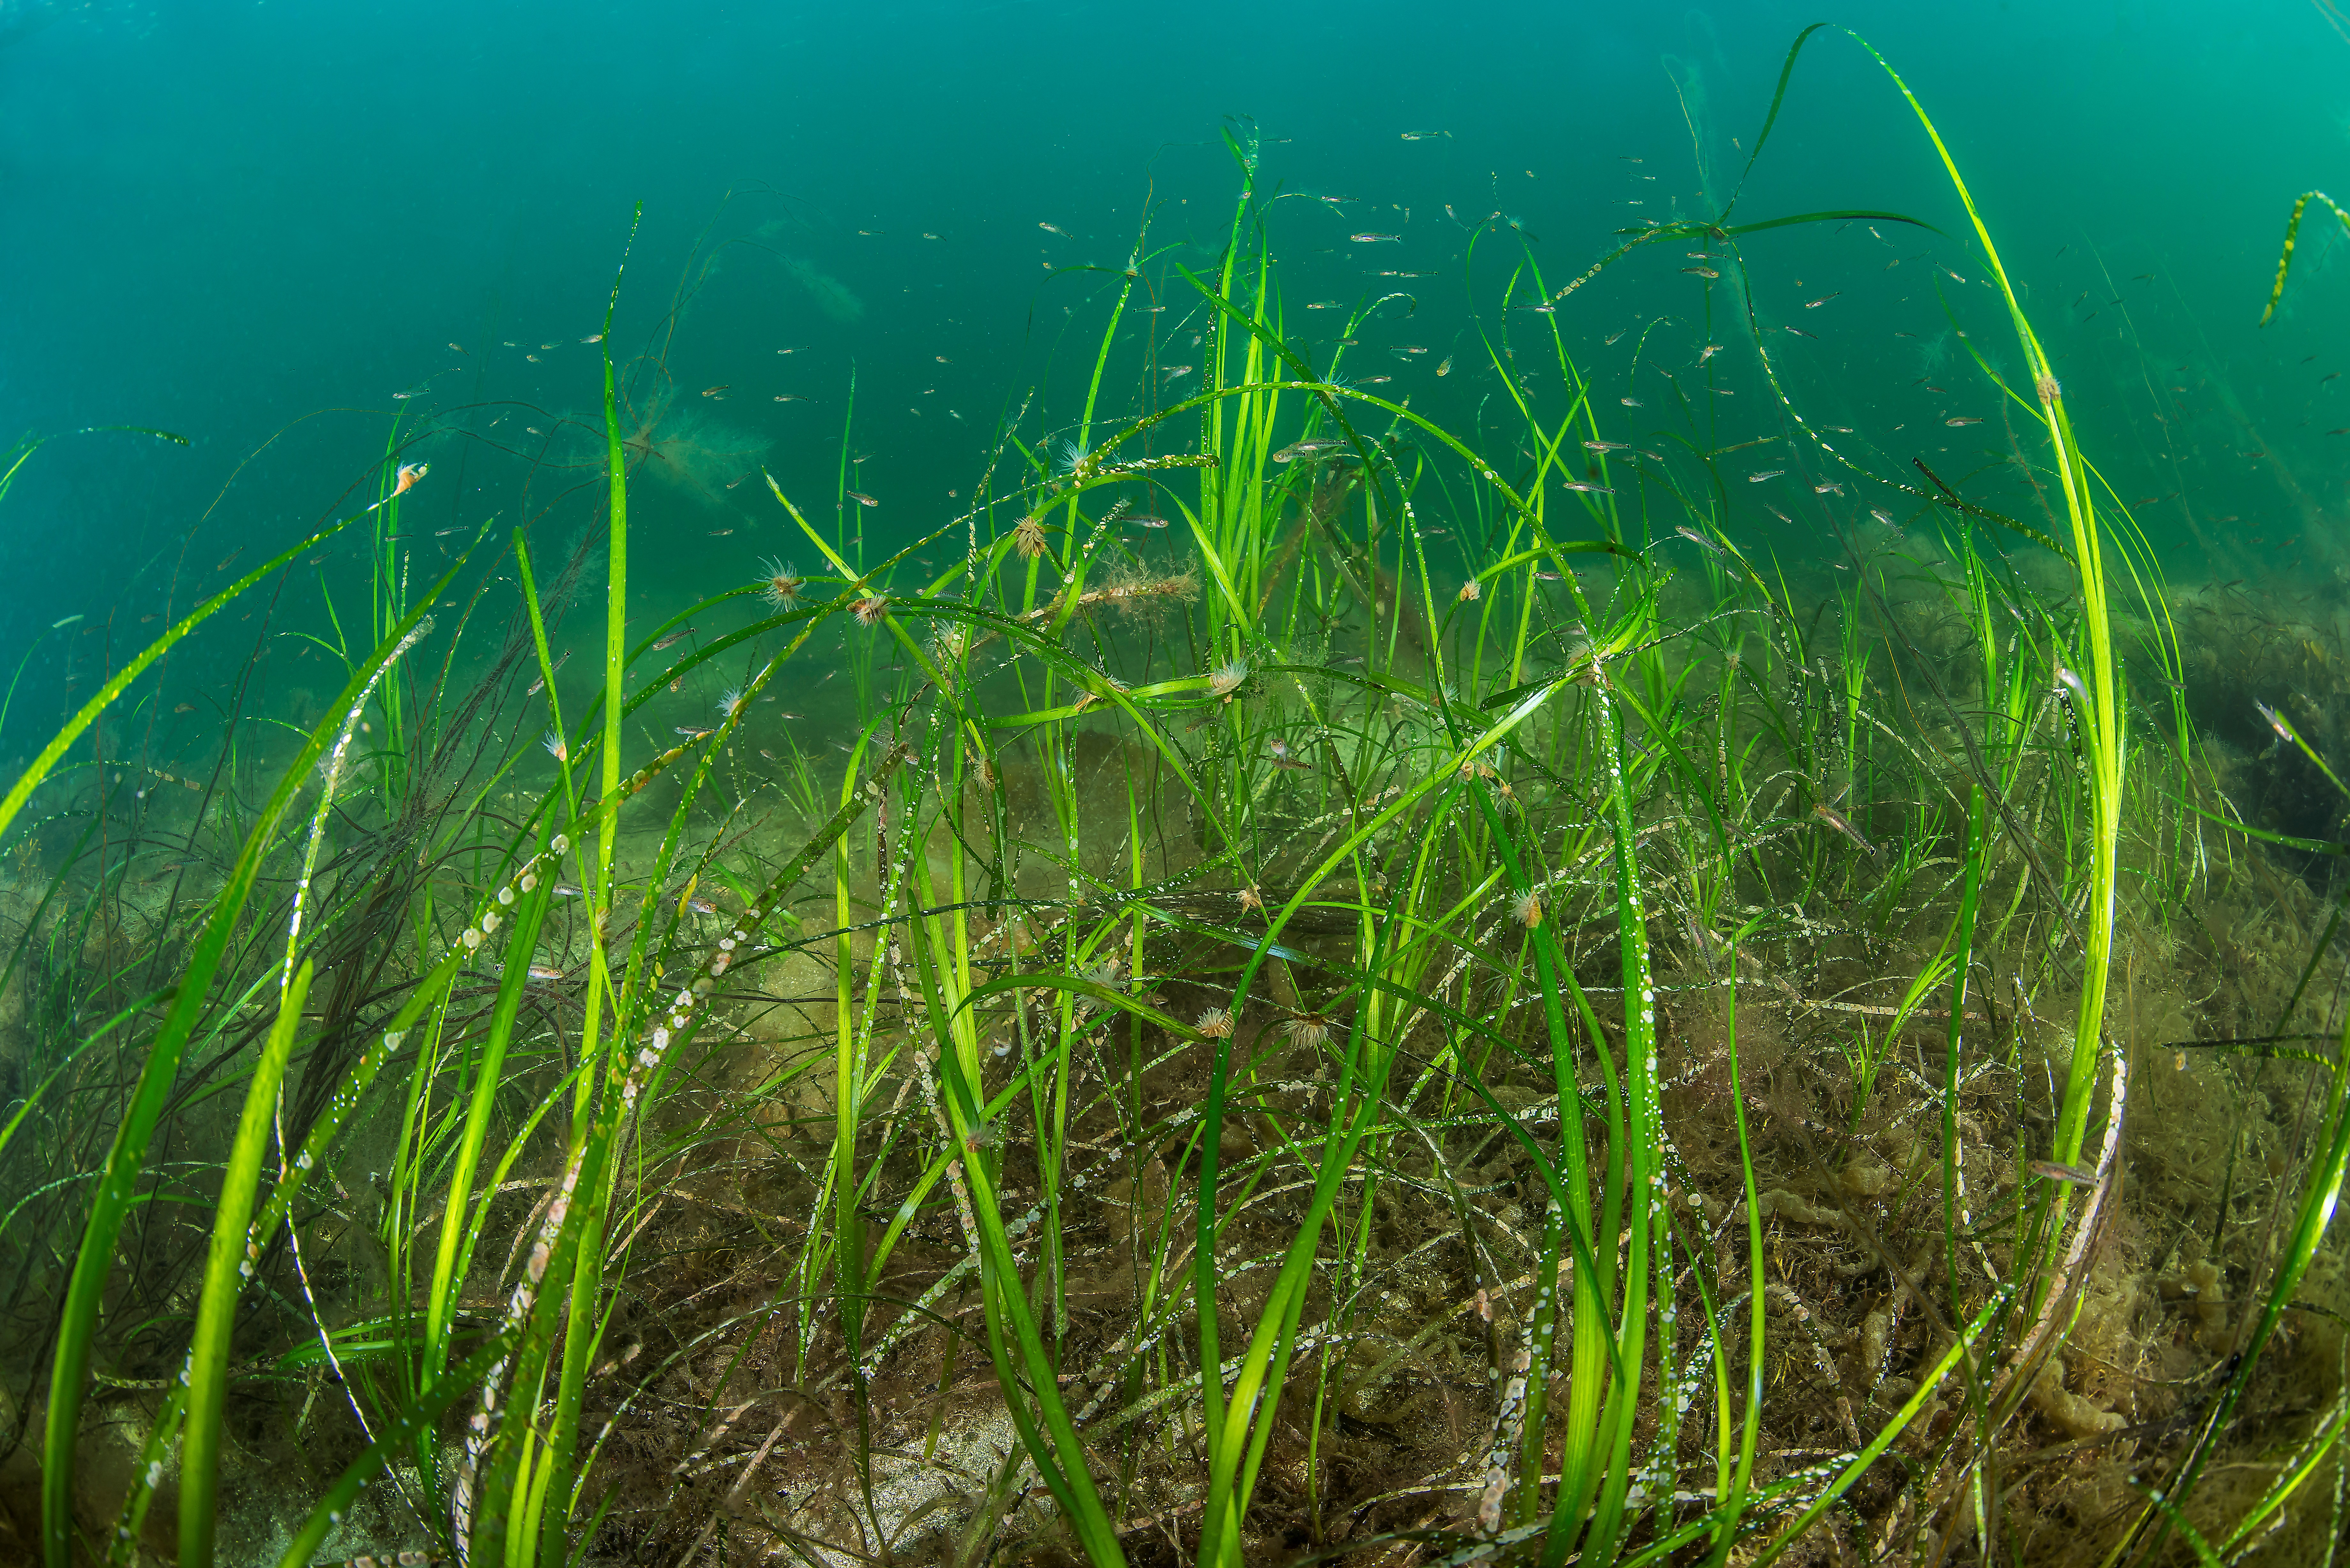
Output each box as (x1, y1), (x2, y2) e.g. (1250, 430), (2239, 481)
(1870, 509), (1896, 527)
(525, 964), (567, 983)
(846, 489), (879, 507)
(2028, 1158), (2099, 1186)
(1813, 803), (1879, 857)
(1747, 470), (1785, 482)
(652, 628), (696, 650)
(1127, 515), (1171, 529)
(552, 883), (584, 898)
(525, 651), (571, 696)
(1582, 440), (1630, 452)
(1039, 221), (1072, 237)
(1267, 737), (1312, 771)
(1814, 482), (1844, 495)
(1946, 416), (1982, 426)
(1561, 481), (1614, 494)
(1350, 232), (1403, 243)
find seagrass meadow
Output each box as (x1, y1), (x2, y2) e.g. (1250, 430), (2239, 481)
(13, 17), (2350, 1568)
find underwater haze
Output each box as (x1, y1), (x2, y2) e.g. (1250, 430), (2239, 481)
(5, 0), (2350, 673)
(20, 2), (2350, 1565)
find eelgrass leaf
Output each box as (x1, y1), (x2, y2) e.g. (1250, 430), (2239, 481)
(0, 508), (371, 844)
(2260, 190), (2350, 327)
(42, 572), (454, 1568)
(2180, 796), (2350, 857)
(180, 960), (312, 1568)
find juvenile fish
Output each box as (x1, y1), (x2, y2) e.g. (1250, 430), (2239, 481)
(651, 628), (696, 651)
(1812, 803), (1878, 857)
(1561, 480), (1614, 494)
(2028, 1158), (2099, 1186)
(1273, 437), (1347, 463)
(525, 651), (571, 696)
(1682, 266), (1720, 279)
(1127, 515), (1171, 529)
(845, 489), (879, 507)
(1350, 232), (1403, 243)
(1747, 470), (1785, 482)
(1946, 416), (1982, 426)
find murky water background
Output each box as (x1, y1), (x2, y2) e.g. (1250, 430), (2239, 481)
(5, 0), (2349, 712)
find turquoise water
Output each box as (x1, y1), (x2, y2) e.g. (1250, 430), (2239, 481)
(4, 0), (2348, 722)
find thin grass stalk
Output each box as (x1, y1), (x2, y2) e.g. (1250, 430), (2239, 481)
(178, 959), (313, 1568)
(0, 510), (363, 843)
(1704, 945), (1768, 1568)
(1831, 27), (2122, 1176)
(579, 204), (642, 1105)
(39, 579), (449, 1568)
